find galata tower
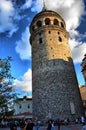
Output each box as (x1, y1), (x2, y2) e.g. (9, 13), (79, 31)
(30, 5), (84, 122)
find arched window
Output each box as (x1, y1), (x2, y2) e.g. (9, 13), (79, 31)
(61, 22), (64, 28)
(54, 19), (59, 25)
(36, 20), (42, 28)
(45, 18), (50, 25)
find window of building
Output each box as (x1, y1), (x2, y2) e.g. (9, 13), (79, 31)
(45, 18), (50, 25)
(39, 38), (42, 44)
(48, 31), (51, 34)
(58, 32), (60, 34)
(28, 104), (30, 108)
(19, 105), (21, 109)
(58, 36), (62, 42)
(61, 22), (64, 28)
(36, 20), (42, 28)
(54, 19), (59, 25)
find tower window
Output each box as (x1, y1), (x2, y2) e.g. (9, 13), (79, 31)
(58, 36), (62, 42)
(36, 20), (42, 28)
(54, 19), (59, 25)
(48, 31), (51, 34)
(39, 38), (42, 44)
(45, 18), (50, 25)
(61, 22), (64, 28)
(58, 32), (60, 34)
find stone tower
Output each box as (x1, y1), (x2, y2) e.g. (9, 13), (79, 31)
(30, 9), (84, 122)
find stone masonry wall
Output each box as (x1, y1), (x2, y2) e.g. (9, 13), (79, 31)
(30, 10), (84, 123)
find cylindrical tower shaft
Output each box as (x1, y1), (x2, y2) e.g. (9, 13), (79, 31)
(30, 10), (84, 122)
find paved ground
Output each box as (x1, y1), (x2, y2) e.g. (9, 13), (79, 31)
(0, 124), (83, 130)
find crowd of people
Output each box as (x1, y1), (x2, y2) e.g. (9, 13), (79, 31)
(0, 116), (86, 130)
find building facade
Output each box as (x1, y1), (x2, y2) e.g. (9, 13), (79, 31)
(81, 54), (86, 85)
(14, 96), (32, 119)
(30, 9), (84, 122)
(79, 85), (86, 116)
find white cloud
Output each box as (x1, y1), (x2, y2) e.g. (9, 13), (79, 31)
(15, 27), (31, 60)
(13, 69), (32, 93)
(69, 39), (86, 63)
(8, 26), (19, 37)
(21, 0), (32, 10)
(0, 0), (18, 35)
(31, 0), (43, 12)
(0, 0), (28, 36)
(0, 0), (14, 31)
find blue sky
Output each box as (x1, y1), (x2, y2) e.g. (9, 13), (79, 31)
(0, 0), (86, 97)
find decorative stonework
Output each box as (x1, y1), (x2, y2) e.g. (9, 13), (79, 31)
(30, 10), (84, 122)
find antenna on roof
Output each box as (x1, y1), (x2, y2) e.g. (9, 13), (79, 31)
(42, 0), (46, 11)
(43, 0), (45, 8)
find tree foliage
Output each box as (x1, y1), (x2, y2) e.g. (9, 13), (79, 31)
(0, 56), (16, 116)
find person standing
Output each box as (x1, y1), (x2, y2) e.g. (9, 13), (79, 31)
(24, 119), (34, 130)
(10, 121), (17, 130)
(57, 119), (60, 130)
(81, 116), (85, 125)
(36, 121), (41, 130)
(51, 121), (55, 130)
(47, 120), (52, 130)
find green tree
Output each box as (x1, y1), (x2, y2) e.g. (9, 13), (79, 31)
(0, 56), (16, 116)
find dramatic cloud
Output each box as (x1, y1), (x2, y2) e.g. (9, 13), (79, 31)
(21, 0), (32, 10)
(13, 69), (32, 93)
(31, 0), (43, 12)
(69, 39), (86, 63)
(0, 0), (32, 37)
(15, 27), (31, 60)
(0, 0), (18, 36)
